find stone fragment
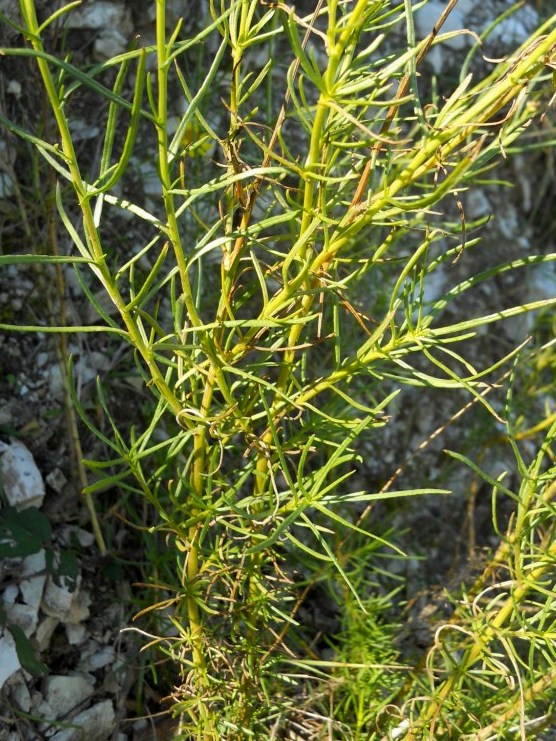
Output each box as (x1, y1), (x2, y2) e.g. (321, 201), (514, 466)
(47, 364), (65, 400)
(133, 0), (190, 27)
(50, 700), (116, 741)
(9, 675), (32, 712)
(65, 622), (87, 646)
(64, 1), (132, 34)
(4, 603), (39, 638)
(68, 119), (101, 141)
(78, 640), (114, 672)
(528, 264), (556, 304)
(42, 573), (81, 621)
(505, 263), (556, 341)
(0, 629), (21, 691)
(136, 159), (162, 197)
(0, 439), (46, 510)
(421, 266), (446, 309)
(58, 525), (95, 549)
(487, 6), (538, 47)
(466, 190), (491, 219)
(390, 719), (410, 739)
(2, 583), (19, 606)
(2, 551), (46, 637)
(46, 467), (68, 495)
(35, 615), (59, 652)
(20, 550), (47, 611)
(67, 588), (91, 624)
(0, 168), (14, 198)
(93, 29), (128, 61)
(415, 1), (470, 51)
(38, 674), (95, 720)
(7, 79), (21, 97)
(72, 351), (111, 387)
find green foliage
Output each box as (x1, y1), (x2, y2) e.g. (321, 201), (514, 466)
(5, 622), (48, 679)
(0, 505), (51, 559)
(0, 504), (79, 587)
(1, 0), (556, 737)
(326, 573), (404, 738)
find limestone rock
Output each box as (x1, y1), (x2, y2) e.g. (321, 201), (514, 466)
(0, 439), (45, 510)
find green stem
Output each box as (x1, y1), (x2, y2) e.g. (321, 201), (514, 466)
(19, 0), (184, 418)
(155, 0), (202, 331)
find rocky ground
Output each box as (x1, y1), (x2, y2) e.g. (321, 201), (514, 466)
(0, 1), (555, 739)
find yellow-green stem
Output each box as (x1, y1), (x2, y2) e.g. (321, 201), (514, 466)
(255, 0), (376, 489)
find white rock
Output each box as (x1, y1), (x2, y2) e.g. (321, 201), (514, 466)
(0, 169), (14, 198)
(20, 550), (47, 611)
(66, 588), (91, 626)
(466, 189), (491, 219)
(391, 720), (410, 740)
(4, 603), (39, 638)
(415, 1), (470, 51)
(36, 352), (50, 368)
(47, 364), (66, 400)
(39, 675), (95, 720)
(0, 139), (16, 168)
(506, 262), (556, 341)
(497, 203), (520, 240)
(73, 357), (99, 386)
(58, 525), (95, 549)
(422, 266), (446, 308)
(46, 467), (68, 495)
(7, 79), (21, 97)
(458, 0), (478, 15)
(65, 622), (87, 645)
(79, 644), (114, 672)
(9, 676), (32, 712)
(50, 700), (115, 741)
(488, 6), (538, 47)
(136, 159), (162, 197)
(69, 119), (101, 141)
(0, 629), (21, 691)
(93, 29), (128, 61)
(513, 155), (532, 212)
(42, 574), (80, 621)
(5, 551), (47, 636)
(2, 583), (19, 605)
(35, 616), (59, 652)
(65, 1), (132, 34)
(0, 439), (46, 510)
(528, 264), (556, 303)
(75, 528), (95, 548)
